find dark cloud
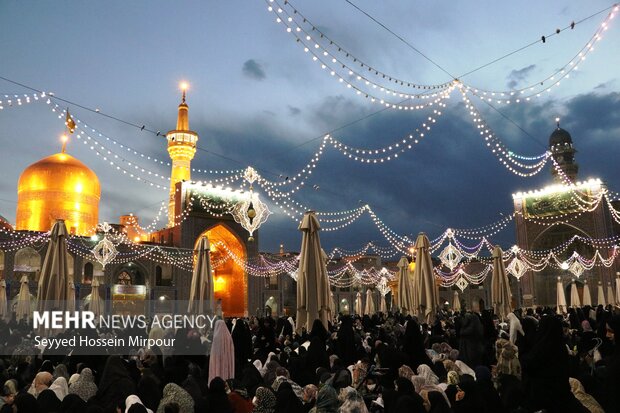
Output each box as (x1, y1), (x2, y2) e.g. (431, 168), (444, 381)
(242, 59), (266, 80)
(506, 64), (536, 89)
(287, 105), (301, 116)
(563, 91), (620, 134)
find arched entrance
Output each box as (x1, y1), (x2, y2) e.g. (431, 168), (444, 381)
(14, 247), (40, 281)
(265, 296), (278, 316)
(113, 261), (147, 285)
(531, 224), (595, 306)
(197, 224), (247, 317)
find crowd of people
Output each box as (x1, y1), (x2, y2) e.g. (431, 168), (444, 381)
(0, 303), (618, 413)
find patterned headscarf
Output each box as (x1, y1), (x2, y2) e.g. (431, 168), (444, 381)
(253, 386), (277, 413)
(416, 364), (439, 385)
(447, 371), (459, 385)
(569, 378), (604, 413)
(314, 385), (339, 413)
(68, 368), (98, 402)
(398, 365), (415, 381)
(156, 383), (194, 413)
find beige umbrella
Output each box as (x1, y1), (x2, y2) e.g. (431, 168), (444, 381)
(66, 281), (76, 313)
(556, 277), (567, 314)
(452, 290), (461, 312)
(491, 246), (512, 320)
(597, 281), (606, 306)
(365, 289), (375, 315)
(37, 220), (71, 312)
(188, 236), (214, 314)
(90, 276), (104, 318)
(323, 249), (336, 319)
(0, 280), (7, 320)
(607, 282), (616, 307)
(412, 233), (439, 322)
(616, 276), (620, 306)
(379, 292), (387, 313)
(582, 280), (592, 306)
(16, 275), (32, 321)
(296, 211), (331, 333)
(570, 281), (581, 308)
(397, 257), (414, 315)
(355, 291), (363, 315)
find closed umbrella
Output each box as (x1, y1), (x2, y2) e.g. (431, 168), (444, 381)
(616, 276), (620, 306)
(582, 280), (592, 306)
(324, 249), (336, 320)
(296, 211), (332, 333)
(365, 289), (375, 315)
(355, 291), (363, 315)
(188, 236), (214, 314)
(597, 281), (606, 306)
(0, 280), (7, 320)
(37, 220), (71, 312)
(16, 275), (32, 321)
(570, 281), (581, 308)
(412, 233), (439, 322)
(397, 256), (414, 315)
(607, 282), (616, 307)
(90, 277), (104, 318)
(379, 291), (387, 313)
(452, 290), (461, 312)
(66, 281), (76, 313)
(556, 277), (567, 314)
(491, 245), (512, 320)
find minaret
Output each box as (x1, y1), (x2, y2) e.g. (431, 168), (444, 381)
(549, 117), (578, 183)
(166, 83), (198, 227)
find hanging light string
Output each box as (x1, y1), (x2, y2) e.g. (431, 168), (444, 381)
(463, 4), (618, 96)
(458, 89), (551, 176)
(57, 106), (246, 179)
(52, 104), (245, 186)
(268, 0), (618, 98)
(269, 0), (457, 90)
(0, 92), (46, 110)
(264, 0), (456, 110)
(264, 0), (454, 93)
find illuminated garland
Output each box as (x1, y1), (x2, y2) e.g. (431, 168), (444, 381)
(463, 5), (617, 98)
(0, 92), (46, 110)
(264, 0), (617, 106)
(459, 89), (551, 176)
(264, 0), (454, 91)
(263, 0), (455, 110)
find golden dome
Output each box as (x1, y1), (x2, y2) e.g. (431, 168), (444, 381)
(16, 152), (100, 236)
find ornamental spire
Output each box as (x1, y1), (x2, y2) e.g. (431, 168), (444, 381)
(176, 82), (189, 130)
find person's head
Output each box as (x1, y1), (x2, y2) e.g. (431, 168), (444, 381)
(1, 385), (14, 405)
(607, 320), (617, 343)
(34, 371), (54, 394)
(128, 404), (148, 413)
(303, 384), (318, 403)
(364, 376), (377, 391)
(163, 402), (180, 413)
(275, 366), (289, 378)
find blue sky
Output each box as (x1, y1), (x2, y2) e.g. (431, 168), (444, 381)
(0, 1), (618, 253)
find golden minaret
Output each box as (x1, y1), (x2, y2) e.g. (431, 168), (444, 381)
(166, 83), (198, 227)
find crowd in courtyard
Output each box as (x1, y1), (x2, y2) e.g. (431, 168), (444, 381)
(0, 303), (618, 413)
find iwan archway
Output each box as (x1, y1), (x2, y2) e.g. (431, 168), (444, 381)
(196, 224), (247, 317)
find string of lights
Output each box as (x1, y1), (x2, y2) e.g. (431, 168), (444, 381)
(0, 92), (46, 110)
(265, 0), (454, 90)
(462, 4), (617, 97)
